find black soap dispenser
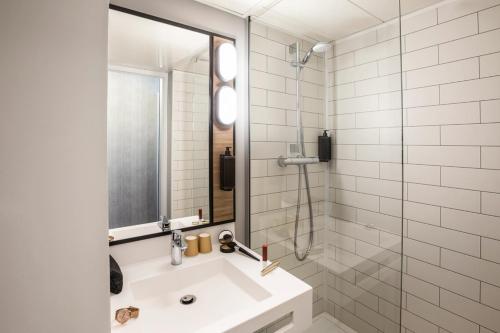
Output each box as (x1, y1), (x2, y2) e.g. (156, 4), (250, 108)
(220, 147), (235, 191)
(318, 130), (331, 162)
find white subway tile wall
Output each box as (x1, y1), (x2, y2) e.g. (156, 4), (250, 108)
(249, 22), (327, 328)
(171, 70), (210, 219)
(326, 1), (500, 332)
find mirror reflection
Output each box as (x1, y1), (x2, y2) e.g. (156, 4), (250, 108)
(107, 9), (210, 232)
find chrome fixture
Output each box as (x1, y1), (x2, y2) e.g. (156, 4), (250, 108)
(291, 41), (332, 67)
(158, 215), (171, 232)
(278, 156), (320, 167)
(171, 230), (187, 265)
(180, 294), (197, 305)
(301, 42), (332, 64)
(282, 41), (331, 261)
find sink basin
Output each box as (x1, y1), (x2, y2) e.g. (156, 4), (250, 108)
(130, 257), (272, 332)
(110, 240), (312, 333)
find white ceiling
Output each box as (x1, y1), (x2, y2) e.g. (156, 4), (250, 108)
(195, 0), (444, 40)
(108, 9), (209, 71)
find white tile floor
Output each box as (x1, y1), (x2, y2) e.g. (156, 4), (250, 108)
(305, 313), (357, 333)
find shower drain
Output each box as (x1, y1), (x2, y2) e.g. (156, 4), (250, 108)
(180, 295), (196, 305)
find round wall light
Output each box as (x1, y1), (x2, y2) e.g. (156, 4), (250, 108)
(216, 43), (237, 82)
(216, 86), (237, 127)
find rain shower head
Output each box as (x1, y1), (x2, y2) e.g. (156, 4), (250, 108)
(301, 41), (332, 64)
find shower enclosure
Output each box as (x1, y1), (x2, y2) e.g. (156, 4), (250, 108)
(248, 2), (403, 332)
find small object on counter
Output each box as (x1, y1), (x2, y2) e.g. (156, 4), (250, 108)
(198, 233), (212, 253)
(228, 241), (260, 262)
(115, 306), (140, 325)
(262, 244), (268, 269)
(218, 230), (236, 253)
(220, 243), (235, 253)
(110, 255), (123, 294)
(217, 230), (259, 261)
(184, 235), (199, 257)
(261, 261), (280, 276)
(218, 230), (234, 244)
(198, 208), (203, 224)
(108, 235), (115, 242)
(192, 209), (204, 226)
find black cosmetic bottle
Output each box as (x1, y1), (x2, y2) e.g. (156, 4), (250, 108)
(220, 147), (235, 191)
(318, 130), (331, 162)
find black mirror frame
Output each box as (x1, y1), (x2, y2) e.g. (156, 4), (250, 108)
(108, 4), (235, 246)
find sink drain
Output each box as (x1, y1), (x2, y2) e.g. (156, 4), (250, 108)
(180, 295), (196, 305)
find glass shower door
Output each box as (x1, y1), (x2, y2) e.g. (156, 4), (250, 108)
(326, 17), (404, 333)
(248, 2), (403, 331)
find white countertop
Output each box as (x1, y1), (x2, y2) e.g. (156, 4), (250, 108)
(110, 243), (312, 333)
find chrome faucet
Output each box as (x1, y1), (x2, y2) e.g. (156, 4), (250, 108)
(158, 216), (170, 232)
(171, 230), (187, 265)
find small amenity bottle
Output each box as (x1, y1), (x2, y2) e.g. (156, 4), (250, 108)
(262, 244), (268, 269)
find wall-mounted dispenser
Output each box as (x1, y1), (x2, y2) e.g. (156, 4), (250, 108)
(220, 147), (235, 191)
(318, 130), (331, 162)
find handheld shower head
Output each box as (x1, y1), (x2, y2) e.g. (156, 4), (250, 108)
(301, 41), (332, 64)
(312, 42), (332, 53)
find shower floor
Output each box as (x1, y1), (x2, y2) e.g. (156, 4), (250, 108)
(306, 313), (357, 333)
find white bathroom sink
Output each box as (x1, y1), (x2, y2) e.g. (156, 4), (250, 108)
(130, 257), (271, 332)
(110, 244), (312, 333)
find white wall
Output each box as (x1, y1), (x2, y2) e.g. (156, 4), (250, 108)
(401, 1), (500, 332)
(111, 0), (249, 241)
(0, 0), (109, 332)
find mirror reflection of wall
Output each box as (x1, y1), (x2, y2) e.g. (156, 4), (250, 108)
(170, 68), (210, 220)
(107, 9), (210, 232)
(107, 71), (161, 229)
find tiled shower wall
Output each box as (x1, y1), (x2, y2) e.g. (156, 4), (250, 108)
(249, 22), (328, 317)
(328, 0), (500, 332)
(326, 9), (404, 333)
(171, 70), (210, 219)
(401, 1), (500, 332)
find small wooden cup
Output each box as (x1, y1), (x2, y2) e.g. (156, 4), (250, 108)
(185, 235), (199, 257)
(198, 233), (212, 253)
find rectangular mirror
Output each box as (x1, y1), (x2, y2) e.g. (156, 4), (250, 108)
(107, 7), (213, 241)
